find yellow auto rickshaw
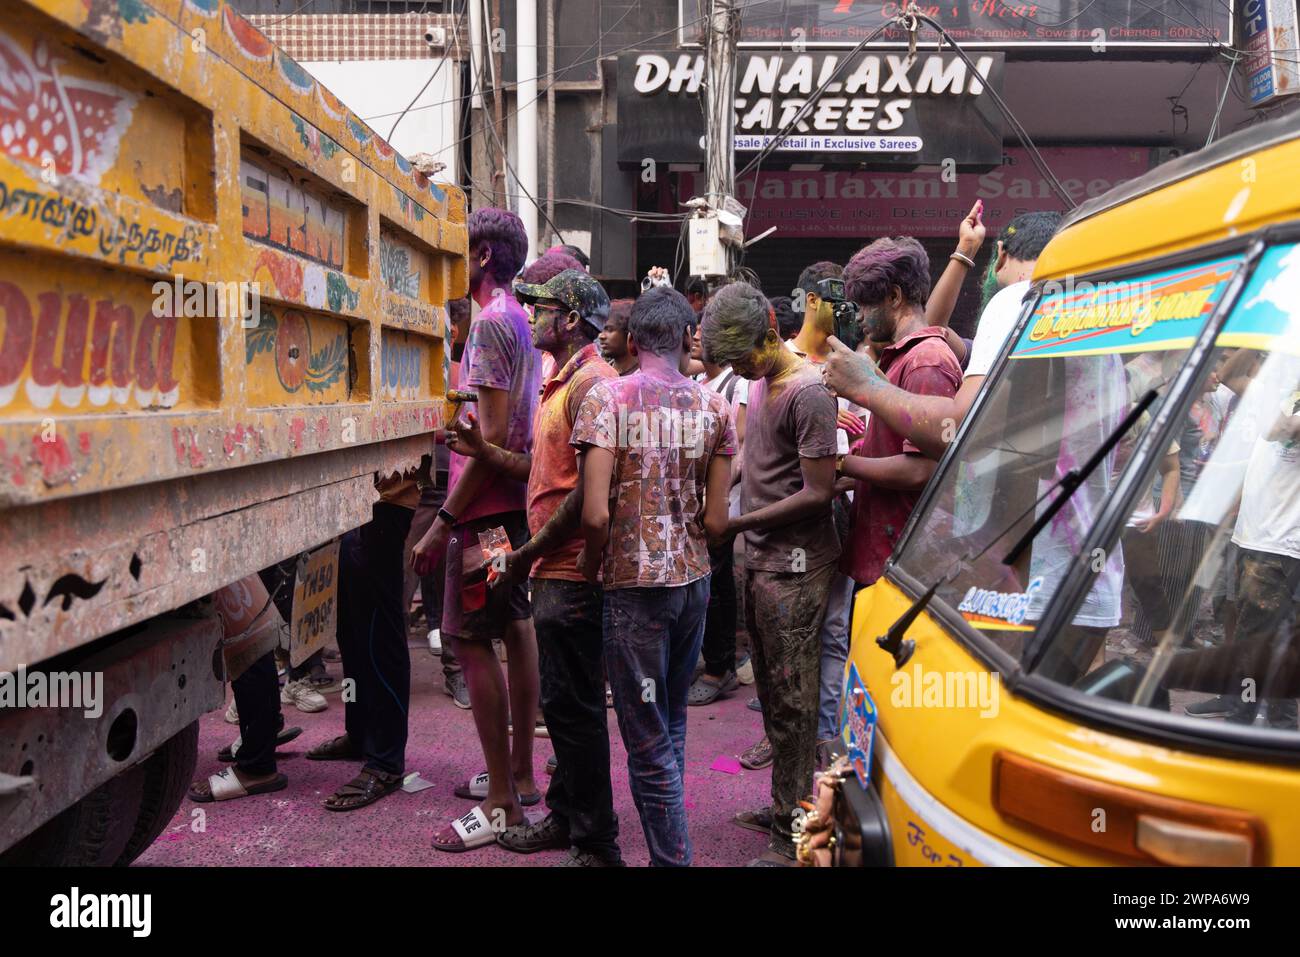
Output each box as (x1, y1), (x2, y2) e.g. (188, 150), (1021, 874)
(836, 109), (1300, 866)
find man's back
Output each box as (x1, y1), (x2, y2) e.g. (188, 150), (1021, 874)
(570, 370), (735, 589)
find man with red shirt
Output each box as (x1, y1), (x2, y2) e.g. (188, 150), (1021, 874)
(838, 238), (962, 587)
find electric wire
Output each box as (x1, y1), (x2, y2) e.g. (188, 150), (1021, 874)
(387, 0), (469, 141)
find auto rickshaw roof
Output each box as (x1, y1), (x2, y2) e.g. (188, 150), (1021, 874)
(1036, 108), (1300, 281)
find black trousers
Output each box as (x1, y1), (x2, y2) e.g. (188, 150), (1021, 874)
(231, 650), (281, 776)
(533, 577), (620, 860)
(336, 501), (413, 776)
(255, 563), (324, 681)
(413, 480), (459, 676)
(702, 541), (737, 677)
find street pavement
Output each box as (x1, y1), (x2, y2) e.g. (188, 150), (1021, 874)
(137, 640), (772, 866)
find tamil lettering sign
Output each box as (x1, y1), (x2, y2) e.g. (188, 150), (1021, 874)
(1010, 255), (1245, 360)
(671, 147), (1150, 238)
(290, 539), (339, 667)
(679, 0), (1233, 48)
(1241, 0), (1300, 105)
(617, 50), (1004, 167)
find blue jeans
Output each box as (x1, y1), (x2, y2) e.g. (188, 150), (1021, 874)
(603, 578), (710, 867)
(818, 573), (855, 740)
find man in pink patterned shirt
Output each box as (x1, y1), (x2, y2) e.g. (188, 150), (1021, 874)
(571, 286), (735, 866)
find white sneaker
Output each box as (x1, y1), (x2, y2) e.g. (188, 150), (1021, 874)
(224, 699), (239, 724)
(428, 628), (442, 655)
(736, 655), (755, 686)
(280, 678), (328, 713)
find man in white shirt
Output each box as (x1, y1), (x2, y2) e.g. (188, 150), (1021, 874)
(687, 324), (749, 705)
(1224, 378), (1300, 727)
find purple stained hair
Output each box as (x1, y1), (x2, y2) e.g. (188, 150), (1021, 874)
(518, 250), (582, 286)
(468, 207), (528, 283)
(843, 236), (931, 308)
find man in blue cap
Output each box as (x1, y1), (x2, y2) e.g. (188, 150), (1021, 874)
(448, 268), (624, 865)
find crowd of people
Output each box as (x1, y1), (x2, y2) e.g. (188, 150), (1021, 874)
(191, 199), (1080, 865)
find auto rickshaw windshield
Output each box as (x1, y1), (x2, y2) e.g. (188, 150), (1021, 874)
(893, 243), (1300, 738)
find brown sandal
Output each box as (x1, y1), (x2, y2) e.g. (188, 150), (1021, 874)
(322, 769), (402, 811)
(307, 734), (363, 762)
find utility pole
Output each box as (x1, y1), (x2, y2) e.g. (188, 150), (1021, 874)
(516, 0), (539, 256)
(701, 0), (740, 280)
(545, 0), (556, 250)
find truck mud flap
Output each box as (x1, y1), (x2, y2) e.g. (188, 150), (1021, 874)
(0, 615), (224, 855)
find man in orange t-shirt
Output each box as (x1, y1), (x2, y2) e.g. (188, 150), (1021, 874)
(448, 268), (623, 865)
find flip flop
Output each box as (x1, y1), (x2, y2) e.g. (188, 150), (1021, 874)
(188, 767), (288, 803)
(218, 726), (303, 762)
(431, 806), (501, 853)
(733, 806), (774, 833)
(322, 769), (402, 812)
(452, 770), (542, 806)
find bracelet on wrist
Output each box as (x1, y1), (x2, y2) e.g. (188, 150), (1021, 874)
(437, 507), (458, 527)
(950, 251), (976, 269)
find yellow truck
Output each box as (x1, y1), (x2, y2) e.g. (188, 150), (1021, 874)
(0, 0), (465, 863)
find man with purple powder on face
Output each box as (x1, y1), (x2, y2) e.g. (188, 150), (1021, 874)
(411, 207), (543, 853)
(572, 286), (736, 866)
(700, 281), (841, 867)
(836, 237), (962, 590)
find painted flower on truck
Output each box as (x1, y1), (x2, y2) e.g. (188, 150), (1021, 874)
(245, 308), (348, 396)
(0, 31), (138, 185)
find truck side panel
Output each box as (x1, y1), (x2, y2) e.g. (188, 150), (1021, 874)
(0, 0), (467, 664)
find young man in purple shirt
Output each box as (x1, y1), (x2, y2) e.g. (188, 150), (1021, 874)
(411, 208), (543, 853)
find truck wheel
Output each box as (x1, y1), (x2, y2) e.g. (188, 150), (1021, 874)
(115, 721), (200, 866)
(1, 765), (146, 866)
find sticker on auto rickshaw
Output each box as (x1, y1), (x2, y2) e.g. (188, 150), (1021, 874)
(842, 662), (877, 790)
(955, 576), (1043, 631)
(1011, 254), (1244, 360)
(1216, 241), (1300, 355)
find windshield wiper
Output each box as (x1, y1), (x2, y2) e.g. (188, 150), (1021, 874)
(1000, 388), (1156, 568)
(875, 388), (1158, 668)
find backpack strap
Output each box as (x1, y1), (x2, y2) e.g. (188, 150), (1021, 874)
(717, 369), (737, 402)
